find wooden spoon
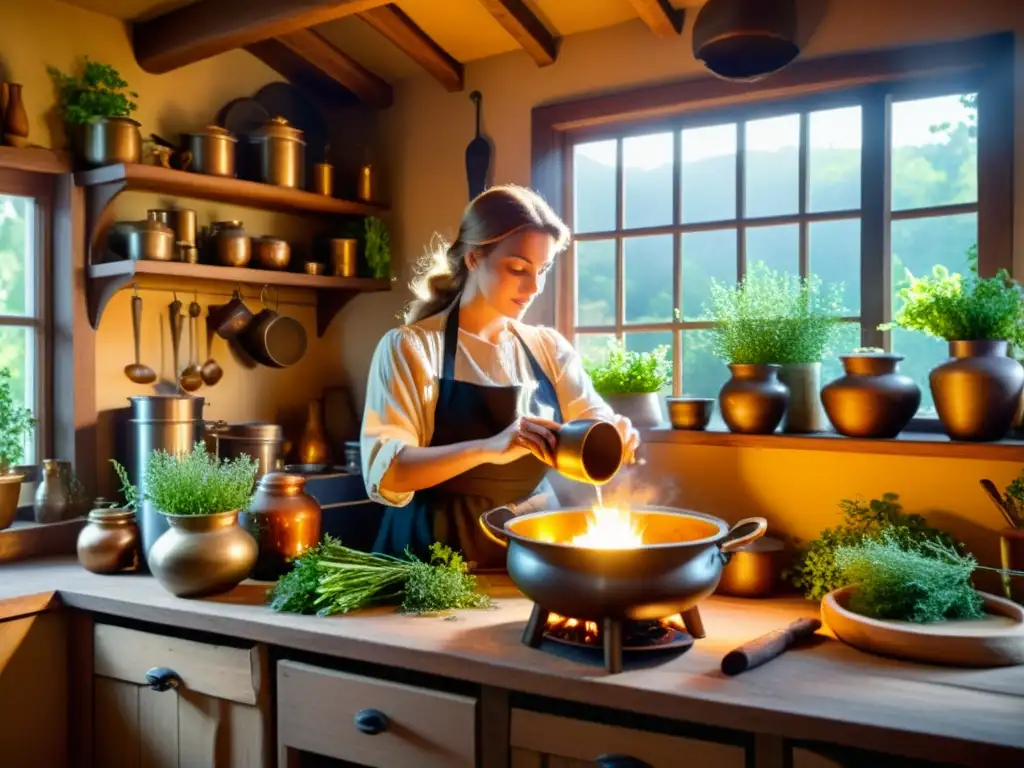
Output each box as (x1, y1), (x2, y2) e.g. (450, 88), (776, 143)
(179, 299), (204, 392)
(980, 478), (1023, 529)
(124, 288), (156, 384)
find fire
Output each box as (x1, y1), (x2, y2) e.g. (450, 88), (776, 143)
(544, 612), (687, 646)
(569, 506), (645, 549)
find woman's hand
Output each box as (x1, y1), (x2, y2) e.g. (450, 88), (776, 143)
(613, 415), (642, 464)
(484, 416), (560, 466)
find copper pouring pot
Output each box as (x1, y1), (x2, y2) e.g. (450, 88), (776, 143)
(480, 505), (767, 621)
(553, 419), (623, 485)
(208, 289), (253, 339)
(240, 286), (308, 368)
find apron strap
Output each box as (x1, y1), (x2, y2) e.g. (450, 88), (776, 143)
(441, 300), (461, 381)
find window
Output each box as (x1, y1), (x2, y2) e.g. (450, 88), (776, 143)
(538, 35), (1012, 424)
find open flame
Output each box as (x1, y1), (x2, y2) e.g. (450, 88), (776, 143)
(569, 506), (645, 549)
(545, 612), (688, 646)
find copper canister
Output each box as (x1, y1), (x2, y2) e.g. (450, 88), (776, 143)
(250, 116), (306, 189)
(357, 162), (375, 202)
(329, 238), (358, 277)
(77, 506), (141, 574)
(238, 472), (322, 581)
(313, 162), (334, 196)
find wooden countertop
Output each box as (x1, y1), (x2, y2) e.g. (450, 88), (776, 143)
(3, 558), (1022, 765)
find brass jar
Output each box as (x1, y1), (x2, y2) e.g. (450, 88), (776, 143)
(148, 511), (258, 598)
(210, 220), (251, 267)
(250, 116), (306, 189)
(821, 353), (921, 438)
(328, 238), (358, 277)
(76, 117), (142, 168)
(719, 363), (789, 434)
(239, 473), (322, 581)
(77, 506), (140, 574)
(180, 125), (237, 177)
(930, 340), (1024, 442)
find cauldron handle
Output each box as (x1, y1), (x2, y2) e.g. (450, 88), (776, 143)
(479, 506), (514, 548)
(719, 517), (768, 555)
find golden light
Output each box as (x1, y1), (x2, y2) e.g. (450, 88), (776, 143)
(569, 506), (645, 549)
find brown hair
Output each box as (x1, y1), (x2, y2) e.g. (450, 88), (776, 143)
(404, 184), (571, 324)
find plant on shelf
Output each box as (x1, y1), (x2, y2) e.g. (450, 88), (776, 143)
(48, 58), (138, 125)
(880, 245), (1024, 441)
(364, 216), (391, 279)
(111, 443), (260, 598)
(0, 368), (37, 530)
(583, 339), (672, 428)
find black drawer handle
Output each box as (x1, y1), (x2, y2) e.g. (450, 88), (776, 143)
(354, 708), (389, 735)
(596, 756), (653, 768)
(144, 667), (182, 692)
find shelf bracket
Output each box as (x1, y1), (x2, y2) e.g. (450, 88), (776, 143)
(85, 178), (128, 265)
(87, 270), (136, 330)
(316, 289), (360, 337)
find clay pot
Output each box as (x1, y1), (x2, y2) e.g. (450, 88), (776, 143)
(930, 340), (1024, 442)
(3, 84), (29, 147)
(821, 353), (921, 438)
(239, 472), (322, 581)
(148, 510), (258, 598)
(77, 506), (140, 574)
(0, 473), (23, 531)
(719, 364), (788, 434)
(778, 362), (827, 433)
(600, 392), (663, 429)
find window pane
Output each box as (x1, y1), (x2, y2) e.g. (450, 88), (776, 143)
(809, 218), (860, 314)
(809, 107), (862, 213)
(624, 235), (673, 324)
(821, 321), (862, 390)
(624, 132), (673, 229)
(576, 240), (616, 326)
(891, 93), (978, 211)
(0, 194), (35, 317)
(890, 213), (977, 416)
(573, 140), (617, 233)
(682, 229), (736, 321)
(746, 224), (799, 276)
(0, 326), (36, 465)
(577, 333), (617, 367)
(682, 329), (729, 400)
(745, 114), (799, 218)
(681, 124), (736, 223)
(624, 331), (673, 419)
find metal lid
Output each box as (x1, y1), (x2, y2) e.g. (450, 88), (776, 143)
(256, 471), (307, 494)
(252, 116), (306, 144)
(129, 395), (205, 422)
(215, 421), (283, 440)
(184, 124), (238, 143)
(87, 507), (135, 523)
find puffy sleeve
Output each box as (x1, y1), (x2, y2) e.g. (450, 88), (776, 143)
(360, 328), (435, 507)
(535, 327), (617, 422)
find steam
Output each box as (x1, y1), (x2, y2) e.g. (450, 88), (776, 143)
(594, 460), (682, 511)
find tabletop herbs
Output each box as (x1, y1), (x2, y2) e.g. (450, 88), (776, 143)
(267, 536), (493, 617)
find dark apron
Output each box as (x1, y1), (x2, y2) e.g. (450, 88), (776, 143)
(372, 302), (563, 571)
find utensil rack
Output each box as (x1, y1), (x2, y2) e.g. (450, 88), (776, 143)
(76, 163), (391, 337)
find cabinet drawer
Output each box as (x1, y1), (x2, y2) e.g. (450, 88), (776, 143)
(277, 659), (477, 768)
(93, 623), (265, 706)
(511, 709), (746, 768)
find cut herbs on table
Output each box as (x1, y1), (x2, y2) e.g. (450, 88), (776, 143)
(268, 537), (493, 616)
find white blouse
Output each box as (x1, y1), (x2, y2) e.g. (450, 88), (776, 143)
(360, 305), (621, 507)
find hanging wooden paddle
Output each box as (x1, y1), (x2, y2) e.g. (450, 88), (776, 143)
(465, 90), (491, 201)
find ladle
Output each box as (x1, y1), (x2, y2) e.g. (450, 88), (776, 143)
(124, 285), (157, 384)
(179, 298), (204, 392)
(200, 309), (224, 386)
(169, 293), (184, 390)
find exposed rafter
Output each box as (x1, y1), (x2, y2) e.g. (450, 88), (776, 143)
(246, 30), (393, 109)
(359, 4), (464, 92)
(628, 0), (685, 37)
(477, 0), (559, 67)
(133, 0), (388, 73)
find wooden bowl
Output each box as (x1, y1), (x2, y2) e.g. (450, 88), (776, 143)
(666, 397), (715, 430)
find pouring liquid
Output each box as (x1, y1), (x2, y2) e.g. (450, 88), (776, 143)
(594, 486), (603, 508)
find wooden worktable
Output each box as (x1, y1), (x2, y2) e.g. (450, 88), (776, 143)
(2, 557), (1022, 766)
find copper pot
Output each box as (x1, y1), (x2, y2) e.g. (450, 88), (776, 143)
(210, 220), (251, 267)
(180, 125), (237, 177)
(239, 472), (322, 581)
(252, 236), (291, 270)
(931, 340), (1024, 442)
(77, 506), (140, 574)
(147, 208), (197, 247)
(249, 116), (305, 188)
(821, 353), (921, 438)
(108, 219), (176, 261)
(554, 419), (623, 485)
(719, 363), (788, 434)
(148, 511), (258, 598)
(76, 117), (142, 168)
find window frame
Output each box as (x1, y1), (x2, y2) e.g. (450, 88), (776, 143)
(530, 33), (1014, 428)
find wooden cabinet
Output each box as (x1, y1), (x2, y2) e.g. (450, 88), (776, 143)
(91, 622), (271, 768)
(509, 709), (747, 768)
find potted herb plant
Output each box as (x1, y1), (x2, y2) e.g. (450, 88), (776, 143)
(882, 247), (1024, 441)
(364, 216), (392, 279)
(111, 443), (259, 598)
(0, 368), (36, 530)
(48, 57), (141, 168)
(583, 340), (672, 428)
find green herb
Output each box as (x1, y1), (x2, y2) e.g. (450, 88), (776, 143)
(583, 339), (672, 395)
(880, 246), (1024, 344)
(364, 216), (391, 280)
(784, 492), (961, 602)
(704, 262), (847, 365)
(268, 537), (493, 616)
(110, 442), (258, 516)
(48, 58), (138, 126)
(0, 367), (36, 474)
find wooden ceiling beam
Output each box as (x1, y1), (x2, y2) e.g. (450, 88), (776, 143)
(628, 0), (685, 37)
(133, 0), (388, 74)
(358, 4), (464, 92)
(246, 30), (393, 109)
(477, 0), (559, 67)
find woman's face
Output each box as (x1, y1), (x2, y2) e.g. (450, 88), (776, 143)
(467, 229), (557, 320)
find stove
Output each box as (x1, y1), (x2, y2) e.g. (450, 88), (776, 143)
(523, 603), (706, 673)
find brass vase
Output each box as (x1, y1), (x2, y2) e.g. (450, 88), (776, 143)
(719, 364), (788, 434)
(821, 353), (921, 438)
(930, 340), (1024, 442)
(239, 472), (322, 581)
(297, 399), (330, 465)
(3, 84), (29, 147)
(148, 511), (258, 598)
(77, 505), (140, 574)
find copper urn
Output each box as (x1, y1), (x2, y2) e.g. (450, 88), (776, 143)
(77, 506), (140, 574)
(930, 340), (1024, 442)
(239, 472), (322, 581)
(719, 363), (789, 434)
(821, 352), (921, 438)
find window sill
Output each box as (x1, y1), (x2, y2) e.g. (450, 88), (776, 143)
(638, 425), (1024, 462)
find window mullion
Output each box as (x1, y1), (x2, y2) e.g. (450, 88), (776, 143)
(798, 111), (810, 278)
(614, 139), (624, 340)
(673, 129), (682, 396)
(736, 122), (746, 281)
(860, 85), (890, 351)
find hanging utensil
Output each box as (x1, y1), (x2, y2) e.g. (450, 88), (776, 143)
(124, 285), (157, 385)
(180, 298), (203, 392)
(980, 479), (1023, 529)
(200, 309), (224, 386)
(168, 293), (184, 390)
(465, 90), (491, 201)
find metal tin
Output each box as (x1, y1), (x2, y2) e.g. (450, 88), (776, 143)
(181, 125), (237, 177)
(208, 421), (284, 480)
(249, 116), (305, 188)
(313, 162), (333, 196)
(329, 238), (358, 277)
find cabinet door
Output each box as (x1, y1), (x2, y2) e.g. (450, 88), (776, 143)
(510, 709), (746, 768)
(93, 622), (271, 768)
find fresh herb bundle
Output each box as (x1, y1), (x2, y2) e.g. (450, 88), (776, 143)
(583, 339), (672, 395)
(48, 58), (139, 125)
(268, 537), (493, 616)
(0, 367), (36, 473)
(364, 216), (391, 280)
(784, 493), (960, 602)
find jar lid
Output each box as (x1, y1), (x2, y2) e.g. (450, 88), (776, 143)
(188, 124), (237, 142)
(88, 507), (135, 523)
(253, 116), (306, 143)
(217, 421), (283, 440)
(258, 472), (307, 493)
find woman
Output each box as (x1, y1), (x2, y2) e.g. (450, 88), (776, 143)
(360, 184), (641, 571)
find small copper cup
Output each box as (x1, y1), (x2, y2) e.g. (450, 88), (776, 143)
(304, 261), (325, 276)
(313, 162), (334, 196)
(329, 238), (358, 277)
(554, 419), (623, 485)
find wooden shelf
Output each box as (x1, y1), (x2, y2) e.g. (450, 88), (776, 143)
(87, 259), (391, 337)
(0, 146), (70, 175)
(74, 163), (388, 218)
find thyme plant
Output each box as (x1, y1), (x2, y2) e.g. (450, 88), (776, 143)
(0, 368), (36, 474)
(583, 339), (672, 394)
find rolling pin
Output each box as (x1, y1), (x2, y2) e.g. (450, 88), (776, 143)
(720, 618), (821, 676)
